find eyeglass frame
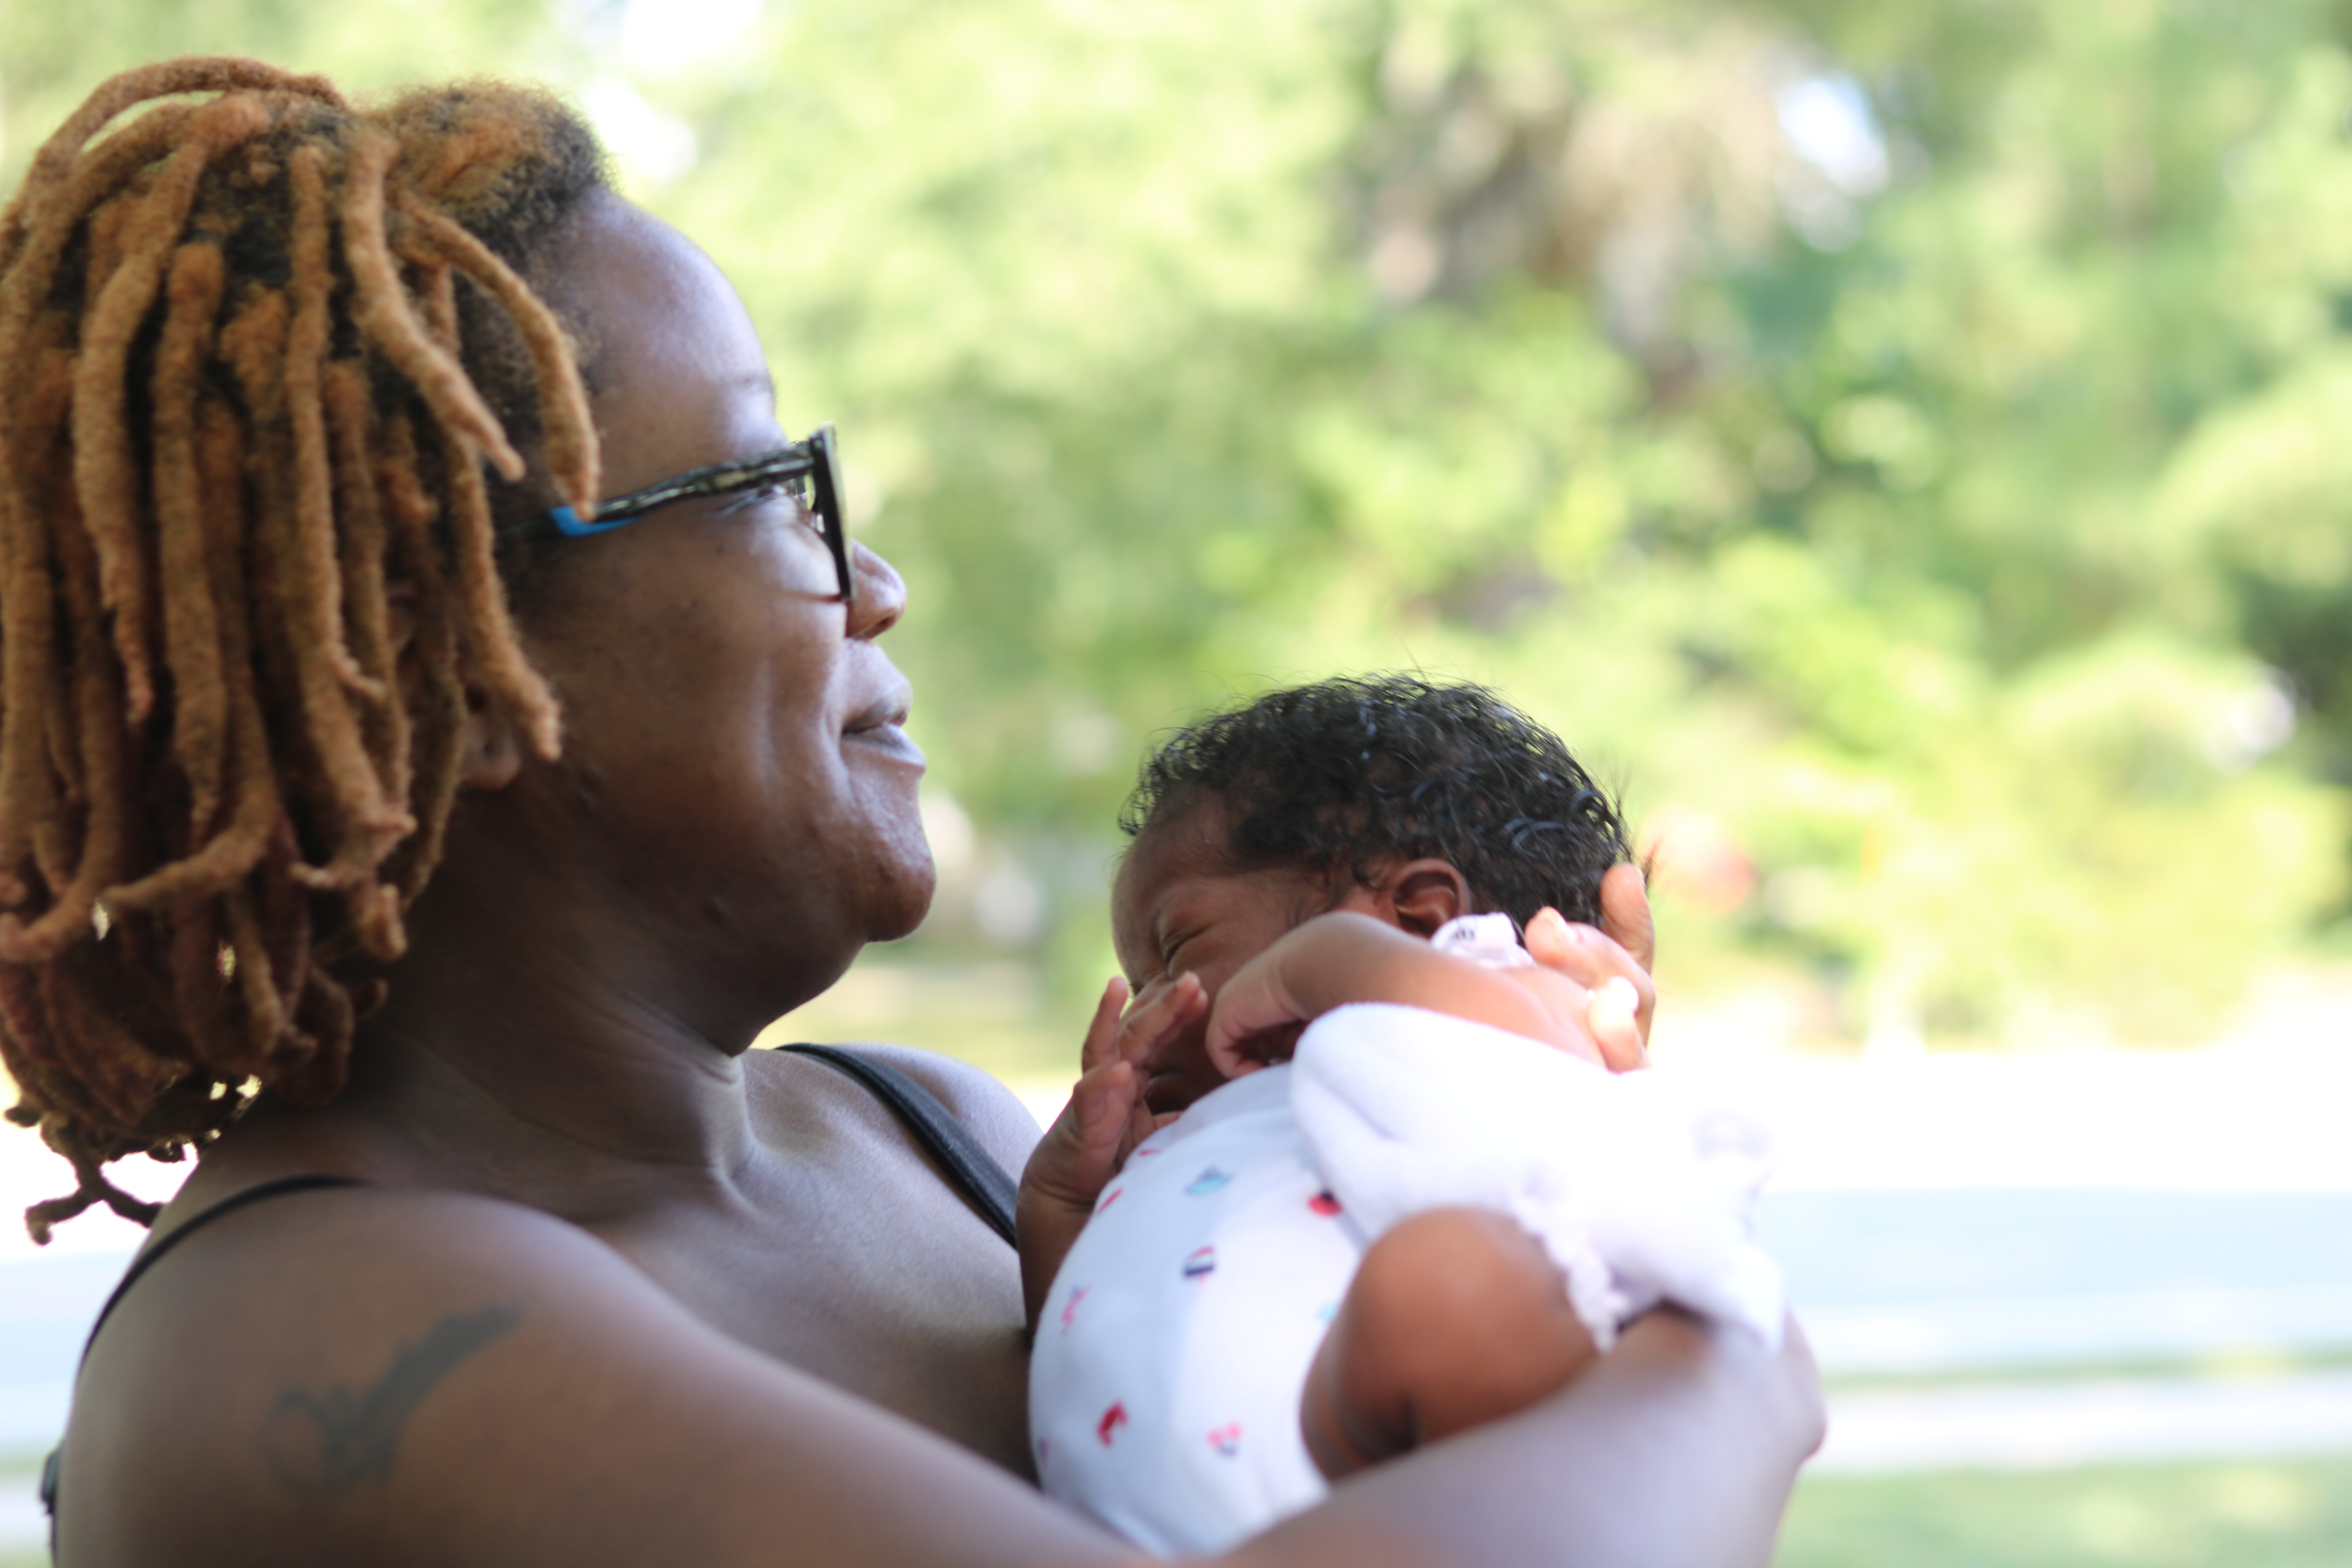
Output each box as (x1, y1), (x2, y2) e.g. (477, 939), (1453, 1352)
(523, 423), (853, 608)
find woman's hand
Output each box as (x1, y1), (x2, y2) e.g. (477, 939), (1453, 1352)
(1523, 905), (1644, 1073)
(1524, 864), (1657, 1071)
(1014, 973), (1200, 1328)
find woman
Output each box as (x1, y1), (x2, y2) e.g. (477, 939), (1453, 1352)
(0, 60), (1820, 1565)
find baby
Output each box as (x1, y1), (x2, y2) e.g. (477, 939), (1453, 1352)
(1018, 676), (1784, 1556)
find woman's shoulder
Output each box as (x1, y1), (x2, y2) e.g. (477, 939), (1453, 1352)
(80, 1180), (668, 1387)
(747, 1040), (1044, 1176)
(54, 1182), (662, 1562)
(51, 1174), (1088, 1568)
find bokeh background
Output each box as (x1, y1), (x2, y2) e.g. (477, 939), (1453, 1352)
(3, 0), (2352, 1562)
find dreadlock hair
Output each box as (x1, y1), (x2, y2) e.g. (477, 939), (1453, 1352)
(1121, 675), (1631, 929)
(0, 58), (610, 1240)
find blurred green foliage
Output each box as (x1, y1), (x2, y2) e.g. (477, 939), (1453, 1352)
(7, 0), (2350, 1045)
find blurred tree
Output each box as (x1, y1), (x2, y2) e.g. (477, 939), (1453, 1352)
(4, 0), (2346, 1045)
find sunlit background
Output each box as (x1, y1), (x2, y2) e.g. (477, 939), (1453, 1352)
(4, 0), (2352, 1561)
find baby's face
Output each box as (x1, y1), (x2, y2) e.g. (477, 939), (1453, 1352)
(1110, 804), (1339, 1116)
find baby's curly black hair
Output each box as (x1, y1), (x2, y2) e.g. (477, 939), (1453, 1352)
(1120, 675), (1630, 927)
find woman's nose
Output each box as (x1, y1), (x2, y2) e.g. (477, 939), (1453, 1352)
(845, 541), (904, 640)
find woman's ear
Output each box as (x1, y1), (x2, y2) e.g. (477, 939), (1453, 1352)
(458, 687), (527, 792)
(387, 581), (524, 794)
(1365, 858), (1473, 937)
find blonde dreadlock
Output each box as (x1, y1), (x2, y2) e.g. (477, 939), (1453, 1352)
(0, 59), (608, 1240)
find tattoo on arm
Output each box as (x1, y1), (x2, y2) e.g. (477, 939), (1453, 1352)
(264, 1305), (521, 1498)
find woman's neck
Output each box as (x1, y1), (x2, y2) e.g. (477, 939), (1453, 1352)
(235, 857), (831, 1216)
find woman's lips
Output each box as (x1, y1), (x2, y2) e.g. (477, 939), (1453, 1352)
(844, 714), (925, 768)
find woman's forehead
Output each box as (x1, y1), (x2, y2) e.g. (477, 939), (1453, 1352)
(564, 194), (780, 492)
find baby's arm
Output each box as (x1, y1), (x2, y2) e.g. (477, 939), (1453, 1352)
(1014, 974), (1200, 1330)
(1205, 910), (1607, 1078)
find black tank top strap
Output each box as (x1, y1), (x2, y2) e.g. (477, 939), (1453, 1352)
(777, 1044), (1020, 1248)
(42, 1171), (367, 1553)
(78, 1173), (369, 1359)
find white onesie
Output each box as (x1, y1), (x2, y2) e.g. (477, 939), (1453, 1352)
(1028, 926), (1785, 1557)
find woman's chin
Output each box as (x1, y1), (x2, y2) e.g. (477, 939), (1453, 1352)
(861, 846), (938, 945)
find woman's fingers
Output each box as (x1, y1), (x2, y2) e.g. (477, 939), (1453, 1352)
(1598, 862), (1656, 974)
(1526, 892), (1657, 1048)
(1585, 976), (1648, 1072)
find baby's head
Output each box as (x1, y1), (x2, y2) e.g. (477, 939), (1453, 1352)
(1111, 675), (1629, 1110)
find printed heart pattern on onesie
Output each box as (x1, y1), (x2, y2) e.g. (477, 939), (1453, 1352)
(1098, 1402), (1129, 1445)
(1207, 1423), (1243, 1457)
(1308, 1191), (1342, 1216)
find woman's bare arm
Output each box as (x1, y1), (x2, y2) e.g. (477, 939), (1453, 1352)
(1241, 1310), (1822, 1568)
(66, 1187), (1818, 1568)
(63, 1189), (1122, 1568)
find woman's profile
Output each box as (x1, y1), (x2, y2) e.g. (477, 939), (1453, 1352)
(0, 58), (1819, 1566)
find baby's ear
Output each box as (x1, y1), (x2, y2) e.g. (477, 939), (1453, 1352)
(1379, 859), (1472, 937)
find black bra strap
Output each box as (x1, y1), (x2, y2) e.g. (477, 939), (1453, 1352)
(778, 1045), (1019, 1248)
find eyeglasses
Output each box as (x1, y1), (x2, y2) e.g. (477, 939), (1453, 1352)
(534, 423), (853, 607)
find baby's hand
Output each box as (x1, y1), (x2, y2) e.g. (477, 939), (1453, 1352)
(1015, 973), (1201, 1329)
(1203, 913), (1397, 1079)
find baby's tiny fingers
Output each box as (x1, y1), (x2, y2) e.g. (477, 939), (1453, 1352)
(1077, 1060), (1138, 1145)
(1080, 976), (1131, 1073)
(1117, 972), (1205, 1062)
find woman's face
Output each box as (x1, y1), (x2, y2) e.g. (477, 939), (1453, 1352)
(492, 193), (931, 1036)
